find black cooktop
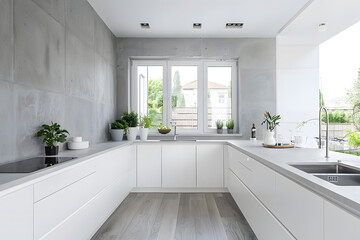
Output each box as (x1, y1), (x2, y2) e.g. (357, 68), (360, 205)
(0, 157), (77, 173)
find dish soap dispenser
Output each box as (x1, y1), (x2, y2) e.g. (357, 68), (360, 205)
(250, 123), (256, 140)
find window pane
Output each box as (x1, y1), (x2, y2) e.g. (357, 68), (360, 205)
(137, 66), (163, 129)
(207, 67), (232, 128)
(171, 66), (198, 129)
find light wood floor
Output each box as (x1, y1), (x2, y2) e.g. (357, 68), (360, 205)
(91, 193), (257, 240)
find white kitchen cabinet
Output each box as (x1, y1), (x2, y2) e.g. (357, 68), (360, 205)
(228, 170), (293, 240)
(197, 143), (223, 188)
(0, 186), (33, 240)
(274, 173), (323, 240)
(34, 145), (136, 239)
(228, 146), (253, 188)
(324, 200), (360, 240)
(162, 144), (196, 188)
(137, 144), (162, 187)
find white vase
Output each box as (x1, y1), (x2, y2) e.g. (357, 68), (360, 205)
(264, 130), (276, 146)
(140, 128), (149, 141)
(127, 127), (138, 141)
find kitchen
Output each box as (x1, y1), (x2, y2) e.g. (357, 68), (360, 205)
(1, 0), (360, 239)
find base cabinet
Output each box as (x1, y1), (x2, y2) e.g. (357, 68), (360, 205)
(228, 170), (294, 240)
(162, 144), (196, 188)
(324, 200), (360, 240)
(137, 144), (162, 187)
(0, 186), (33, 240)
(197, 144), (223, 188)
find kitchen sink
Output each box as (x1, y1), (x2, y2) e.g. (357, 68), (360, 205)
(314, 174), (360, 186)
(290, 163), (360, 174)
(289, 162), (360, 186)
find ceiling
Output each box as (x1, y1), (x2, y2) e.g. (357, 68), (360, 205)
(278, 0), (360, 45)
(88, 0), (311, 38)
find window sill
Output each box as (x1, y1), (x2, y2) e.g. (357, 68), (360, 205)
(146, 132), (242, 140)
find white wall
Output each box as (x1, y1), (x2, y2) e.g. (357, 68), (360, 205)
(276, 44), (319, 145)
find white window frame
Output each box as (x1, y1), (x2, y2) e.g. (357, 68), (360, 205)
(130, 59), (238, 134)
(203, 61), (238, 133)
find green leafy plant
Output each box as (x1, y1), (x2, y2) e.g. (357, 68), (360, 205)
(216, 120), (224, 129)
(140, 115), (152, 128)
(226, 119), (234, 129)
(122, 111), (139, 127)
(261, 111), (281, 132)
(36, 122), (69, 147)
(321, 110), (351, 123)
(111, 120), (128, 133)
(345, 130), (360, 148)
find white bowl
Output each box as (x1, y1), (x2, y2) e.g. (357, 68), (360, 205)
(67, 141), (89, 150)
(71, 137), (83, 142)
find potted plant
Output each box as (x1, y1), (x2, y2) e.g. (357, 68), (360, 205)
(122, 111), (139, 141)
(110, 120), (128, 141)
(139, 115), (152, 141)
(36, 122), (69, 155)
(261, 111), (281, 146)
(226, 119), (234, 134)
(216, 120), (224, 134)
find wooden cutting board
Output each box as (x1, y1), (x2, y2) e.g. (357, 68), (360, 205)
(262, 143), (294, 149)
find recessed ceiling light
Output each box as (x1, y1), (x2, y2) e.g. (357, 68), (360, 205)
(318, 22), (327, 32)
(226, 23), (244, 29)
(140, 23), (150, 29)
(193, 23), (202, 29)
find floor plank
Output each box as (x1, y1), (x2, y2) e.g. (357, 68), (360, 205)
(92, 193), (257, 240)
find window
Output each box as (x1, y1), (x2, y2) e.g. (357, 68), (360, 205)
(131, 60), (237, 133)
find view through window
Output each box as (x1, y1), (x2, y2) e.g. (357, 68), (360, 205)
(133, 60), (236, 133)
(320, 21), (360, 155)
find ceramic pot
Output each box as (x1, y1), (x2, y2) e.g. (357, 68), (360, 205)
(264, 130), (276, 146)
(217, 129), (223, 134)
(127, 127), (138, 141)
(227, 129), (234, 134)
(110, 129), (124, 141)
(45, 146), (59, 155)
(140, 128), (149, 141)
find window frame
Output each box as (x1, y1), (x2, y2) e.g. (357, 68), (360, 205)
(130, 59), (238, 134)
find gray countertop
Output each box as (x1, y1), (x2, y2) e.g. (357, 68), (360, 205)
(1, 139), (360, 217)
(227, 140), (360, 217)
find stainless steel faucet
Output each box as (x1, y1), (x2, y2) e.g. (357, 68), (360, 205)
(319, 107), (329, 158)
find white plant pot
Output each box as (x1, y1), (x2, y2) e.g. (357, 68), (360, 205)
(140, 128), (149, 141)
(110, 129), (124, 141)
(264, 130), (276, 146)
(127, 127), (138, 141)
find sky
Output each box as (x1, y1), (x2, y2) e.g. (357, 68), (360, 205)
(320, 21), (360, 104)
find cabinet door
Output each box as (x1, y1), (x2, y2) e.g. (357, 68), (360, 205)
(137, 144), (162, 187)
(0, 186), (33, 240)
(274, 174), (323, 240)
(162, 144), (196, 188)
(197, 143), (223, 188)
(324, 200), (360, 239)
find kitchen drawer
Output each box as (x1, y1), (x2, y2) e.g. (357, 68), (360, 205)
(42, 173), (132, 240)
(34, 170), (99, 239)
(274, 173), (323, 240)
(250, 159), (276, 209)
(228, 146), (253, 187)
(34, 159), (97, 202)
(228, 170), (293, 240)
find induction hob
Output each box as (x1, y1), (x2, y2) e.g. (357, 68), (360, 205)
(0, 157), (77, 173)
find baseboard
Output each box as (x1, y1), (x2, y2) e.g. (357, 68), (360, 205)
(131, 187), (229, 193)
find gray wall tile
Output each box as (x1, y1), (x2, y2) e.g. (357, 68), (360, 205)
(14, 0), (65, 93)
(32, 0), (65, 26)
(0, 0), (13, 82)
(65, 0), (95, 48)
(0, 0), (117, 163)
(66, 31), (95, 101)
